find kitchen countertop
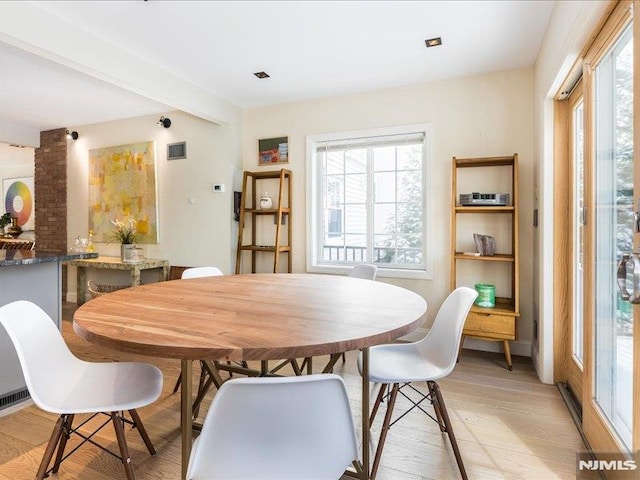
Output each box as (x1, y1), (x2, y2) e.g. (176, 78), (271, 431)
(0, 250), (98, 267)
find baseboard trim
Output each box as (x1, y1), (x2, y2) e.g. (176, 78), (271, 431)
(66, 292), (77, 304)
(399, 328), (532, 357)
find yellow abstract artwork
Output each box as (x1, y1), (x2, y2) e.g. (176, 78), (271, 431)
(89, 142), (158, 243)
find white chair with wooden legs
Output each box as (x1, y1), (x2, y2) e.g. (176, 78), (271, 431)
(358, 287), (478, 480)
(180, 266), (223, 279)
(302, 263), (378, 372)
(173, 266), (224, 398)
(186, 374), (358, 480)
(0, 300), (162, 480)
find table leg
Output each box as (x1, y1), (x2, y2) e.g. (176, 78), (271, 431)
(361, 347), (370, 479)
(77, 267), (87, 306)
(181, 359), (193, 480)
(131, 266), (141, 287)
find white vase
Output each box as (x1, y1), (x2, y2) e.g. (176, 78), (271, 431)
(259, 193), (273, 210)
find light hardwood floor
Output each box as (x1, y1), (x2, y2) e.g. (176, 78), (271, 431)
(0, 304), (585, 480)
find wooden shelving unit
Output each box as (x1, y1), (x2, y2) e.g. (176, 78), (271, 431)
(450, 154), (519, 370)
(235, 169), (292, 274)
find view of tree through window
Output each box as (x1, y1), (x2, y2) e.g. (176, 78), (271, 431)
(312, 128), (428, 272)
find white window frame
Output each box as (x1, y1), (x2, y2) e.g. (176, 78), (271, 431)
(306, 123), (432, 280)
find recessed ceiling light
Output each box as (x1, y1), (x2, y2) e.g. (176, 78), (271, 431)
(254, 71), (270, 79)
(425, 37), (442, 48)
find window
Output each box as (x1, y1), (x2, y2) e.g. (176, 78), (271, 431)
(307, 124), (431, 279)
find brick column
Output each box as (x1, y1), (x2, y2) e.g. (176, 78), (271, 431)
(34, 128), (68, 297)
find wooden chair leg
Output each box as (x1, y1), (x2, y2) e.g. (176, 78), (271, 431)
(341, 352), (346, 363)
(36, 415), (66, 480)
(369, 383), (388, 427)
(128, 409), (156, 455)
(503, 340), (513, 371)
(371, 383), (399, 480)
(111, 412), (136, 480)
(191, 375), (214, 419)
(427, 382), (446, 432)
(429, 381), (468, 480)
(193, 362), (209, 417)
(172, 373), (182, 394)
(51, 414), (74, 473)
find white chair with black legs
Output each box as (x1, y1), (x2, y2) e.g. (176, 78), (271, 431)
(186, 374), (359, 480)
(358, 287), (478, 480)
(0, 300), (163, 480)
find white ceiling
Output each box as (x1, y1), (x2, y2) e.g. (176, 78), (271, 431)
(0, 0), (555, 145)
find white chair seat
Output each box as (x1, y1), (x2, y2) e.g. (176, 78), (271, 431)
(42, 361), (162, 414)
(359, 342), (449, 384)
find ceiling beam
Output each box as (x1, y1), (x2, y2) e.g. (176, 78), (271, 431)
(0, 2), (240, 126)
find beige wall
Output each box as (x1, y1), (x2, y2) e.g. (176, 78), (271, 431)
(66, 110), (242, 302)
(243, 67), (535, 356)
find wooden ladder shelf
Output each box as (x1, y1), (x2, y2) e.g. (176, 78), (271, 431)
(235, 169), (292, 274)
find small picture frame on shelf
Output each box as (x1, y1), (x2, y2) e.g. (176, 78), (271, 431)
(258, 136), (288, 166)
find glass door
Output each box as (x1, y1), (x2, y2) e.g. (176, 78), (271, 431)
(583, 15), (636, 457)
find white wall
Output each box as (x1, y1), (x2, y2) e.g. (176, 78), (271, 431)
(532, 1), (609, 383)
(243, 67), (535, 356)
(0, 142), (34, 181)
(66, 110), (242, 302)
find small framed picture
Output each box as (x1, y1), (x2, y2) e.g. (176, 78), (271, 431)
(258, 136), (289, 166)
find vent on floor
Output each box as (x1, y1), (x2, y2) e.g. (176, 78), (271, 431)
(0, 388), (29, 411)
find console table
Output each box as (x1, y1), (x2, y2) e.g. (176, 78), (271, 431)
(69, 255), (169, 305)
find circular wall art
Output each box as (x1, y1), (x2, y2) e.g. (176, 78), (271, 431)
(3, 179), (33, 228)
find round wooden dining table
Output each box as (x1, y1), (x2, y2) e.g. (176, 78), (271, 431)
(73, 273), (427, 480)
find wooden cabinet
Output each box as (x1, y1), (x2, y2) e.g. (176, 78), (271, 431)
(235, 168), (292, 274)
(450, 155), (519, 370)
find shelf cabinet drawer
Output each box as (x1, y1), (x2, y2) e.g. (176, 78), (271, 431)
(463, 311), (515, 340)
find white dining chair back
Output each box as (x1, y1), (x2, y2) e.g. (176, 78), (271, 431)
(349, 264), (377, 280)
(181, 266), (223, 279)
(415, 286), (479, 377)
(186, 374), (358, 480)
(0, 300), (163, 480)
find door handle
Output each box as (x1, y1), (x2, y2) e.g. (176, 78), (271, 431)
(617, 253), (640, 303)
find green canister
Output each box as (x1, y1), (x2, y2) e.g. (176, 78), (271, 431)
(474, 283), (495, 308)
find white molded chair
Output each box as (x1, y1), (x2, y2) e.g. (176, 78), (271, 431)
(349, 263), (378, 280)
(358, 287), (478, 480)
(174, 266), (238, 417)
(186, 374), (358, 480)
(0, 300), (163, 480)
(298, 264), (378, 373)
(181, 266), (223, 279)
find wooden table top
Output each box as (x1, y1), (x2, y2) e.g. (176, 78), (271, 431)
(73, 273), (427, 361)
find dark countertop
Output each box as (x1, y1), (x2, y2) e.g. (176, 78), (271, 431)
(0, 250), (98, 267)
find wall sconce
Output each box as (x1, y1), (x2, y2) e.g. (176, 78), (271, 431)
(66, 130), (79, 140)
(157, 116), (171, 128)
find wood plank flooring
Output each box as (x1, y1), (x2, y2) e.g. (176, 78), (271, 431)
(0, 304), (585, 480)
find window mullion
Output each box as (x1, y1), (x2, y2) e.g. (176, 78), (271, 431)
(367, 147), (374, 263)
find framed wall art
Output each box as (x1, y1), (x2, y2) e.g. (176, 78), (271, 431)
(258, 136), (288, 166)
(3, 176), (35, 231)
(88, 141), (159, 243)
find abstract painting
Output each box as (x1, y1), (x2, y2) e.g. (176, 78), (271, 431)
(3, 176), (35, 231)
(89, 142), (158, 243)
